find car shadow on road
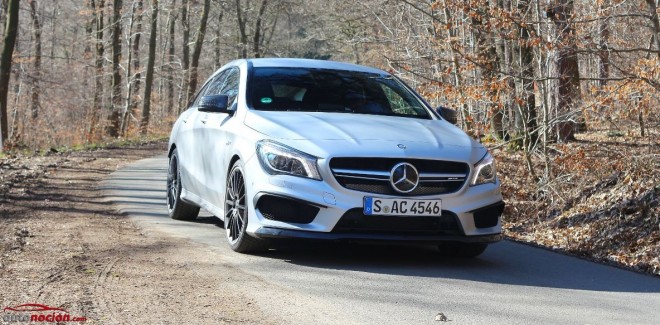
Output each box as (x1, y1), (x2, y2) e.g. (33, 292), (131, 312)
(254, 240), (660, 293)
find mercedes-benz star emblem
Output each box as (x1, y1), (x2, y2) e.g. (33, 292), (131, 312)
(390, 162), (419, 193)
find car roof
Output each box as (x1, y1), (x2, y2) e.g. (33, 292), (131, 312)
(246, 58), (389, 75)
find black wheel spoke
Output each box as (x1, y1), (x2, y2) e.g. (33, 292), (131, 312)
(233, 211), (241, 239)
(228, 214), (235, 239)
(227, 180), (236, 200)
(232, 212), (240, 239)
(167, 158), (179, 211)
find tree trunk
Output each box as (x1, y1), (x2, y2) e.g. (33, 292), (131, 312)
(517, 1), (538, 147)
(89, 0), (105, 139)
(141, 0), (158, 134)
(120, 0), (138, 136)
(131, 0), (143, 113)
(441, 4), (470, 130)
(167, 0), (176, 114)
(214, 5), (223, 71)
(0, 0), (20, 150)
(598, 0), (610, 86)
(0, 0), (6, 36)
(493, 0), (514, 140)
(29, 0), (42, 120)
(84, 0), (94, 55)
(548, 0), (580, 142)
(235, 0), (248, 58)
(262, 11), (278, 57)
(107, 0), (123, 137)
(473, 2), (503, 139)
(180, 0), (189, 107)
(646, 0), (660, 58)
(187, 0), (210, 103)
(252, 0), (268, 58)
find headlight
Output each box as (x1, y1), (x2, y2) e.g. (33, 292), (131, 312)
(256, 140), (322, 180)
(470, 152), (497, 186)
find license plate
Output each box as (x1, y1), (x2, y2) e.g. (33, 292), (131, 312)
(363, 197), (442, 216)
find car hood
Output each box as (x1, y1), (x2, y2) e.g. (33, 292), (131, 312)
(246, 111), (473, 143)
(243, 110), (486, 162)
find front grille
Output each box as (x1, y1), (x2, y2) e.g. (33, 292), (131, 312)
(332, 208), (463, 236)
(330, 158), (469, 196)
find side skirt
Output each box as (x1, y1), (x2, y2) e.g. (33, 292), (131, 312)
(180, 188), (226, 222)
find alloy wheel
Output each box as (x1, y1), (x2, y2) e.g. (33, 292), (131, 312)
(225, 166), (246, 244)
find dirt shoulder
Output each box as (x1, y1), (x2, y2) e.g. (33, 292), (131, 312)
(0, 142), (275, 324)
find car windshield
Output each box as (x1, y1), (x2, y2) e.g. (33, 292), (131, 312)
(248, 67), (431, 119)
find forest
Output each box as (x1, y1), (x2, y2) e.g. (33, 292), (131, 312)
(0, 0), (657, 150)
(0, 0), (658, 274)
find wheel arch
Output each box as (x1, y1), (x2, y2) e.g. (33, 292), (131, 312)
(168, 144), (177, 158)
(228, 154), (241, 175)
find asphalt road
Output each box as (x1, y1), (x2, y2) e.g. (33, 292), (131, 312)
(101, 155), (660, 324)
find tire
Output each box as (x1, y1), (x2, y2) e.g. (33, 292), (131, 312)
(224, 160), (267, 253)
(167, 148), (200, 221)
(437, 242), (488, 258)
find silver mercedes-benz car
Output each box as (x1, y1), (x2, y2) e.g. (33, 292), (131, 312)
(167, 58), (504, 256)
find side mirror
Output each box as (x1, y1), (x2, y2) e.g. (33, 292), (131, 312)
(436, 106), (458, 125)
(198, 95), (229, 113)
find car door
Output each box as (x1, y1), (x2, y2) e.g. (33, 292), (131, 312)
(180, 71), (229, 198)
(199, 67), (240, 210)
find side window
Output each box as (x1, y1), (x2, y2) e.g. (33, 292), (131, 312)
(192, 70), (229, 107)
(204, 70), (229, 96)
(220, 68), (240, 105)
(189, 82), (211, 109)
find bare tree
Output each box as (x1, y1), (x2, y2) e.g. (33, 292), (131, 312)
(132, 0), (143, 100)
(235, 0), (248, 58)
(166, 0), (175, 114)
(107, 0), (124, 137)
(548, 0), (580, 142)
(0, 0), (6, 36)
(515, 0), (537, 147)
(29, 0), (42, 120)
(166, 0), (177, 113)
(234, 0), (276, 58)
(89, 0), (105, 139)
(187, 0), (210, 102)
(120, 0), (145, 136)
(180, 0), (190, 106)
(646, 0), (660, 58)
(141, 0), (158, 134)
(598, 0), (611, 86)
(0, 0), (19, 150)
(252, 0), (269, 58)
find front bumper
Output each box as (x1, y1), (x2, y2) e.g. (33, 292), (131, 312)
(254, 226), (502, 243)
(243, 155), (504, 241)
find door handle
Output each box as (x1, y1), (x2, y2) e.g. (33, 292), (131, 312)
(201, 119), (207, 124)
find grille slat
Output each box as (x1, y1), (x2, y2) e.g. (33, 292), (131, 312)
(330, 157), (469, 196)
(332, 208), (463, 236)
